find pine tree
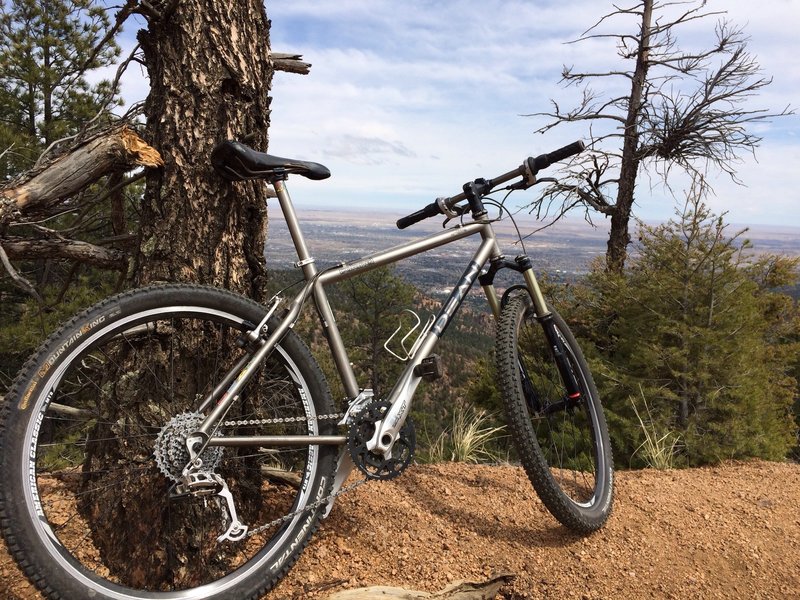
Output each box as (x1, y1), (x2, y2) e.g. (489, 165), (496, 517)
(0, 0), (120, 173)
(338, 265), (416, 398)
(0, 0), (124, 393)
(572, 188), (797, 466)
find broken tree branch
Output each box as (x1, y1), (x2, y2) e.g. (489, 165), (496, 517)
(0, 125), (162, 226)
(1, 237), (128, 270)
(272, 52), (311, 75)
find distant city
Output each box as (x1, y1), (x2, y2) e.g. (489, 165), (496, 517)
(265, 207), (800, 301)
(266, 208), (606, 288)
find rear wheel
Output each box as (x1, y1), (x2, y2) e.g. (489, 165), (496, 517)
(0, 284), (337, 600)
(496, 295), (613, 533)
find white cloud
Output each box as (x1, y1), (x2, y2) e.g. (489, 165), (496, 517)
(105, 0), (799, 227)
(266, 0), (799, 227)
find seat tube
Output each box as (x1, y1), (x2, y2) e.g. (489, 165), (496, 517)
(271, 179), (361, 399)
(272, 179), (317, 280)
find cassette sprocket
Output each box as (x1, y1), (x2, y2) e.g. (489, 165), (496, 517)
(154, 411), (224, 481)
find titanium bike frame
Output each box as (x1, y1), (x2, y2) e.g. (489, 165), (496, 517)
(189, 176), (556, 464)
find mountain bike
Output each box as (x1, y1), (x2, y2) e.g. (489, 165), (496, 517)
(0, 138), (614, 600)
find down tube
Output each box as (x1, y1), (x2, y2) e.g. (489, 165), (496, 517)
(375, 235), (500, 446)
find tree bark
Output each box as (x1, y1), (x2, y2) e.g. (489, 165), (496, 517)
(606, 0), (653, 273)
(81, 0), (277, 585)
(132, 0), (273, 299)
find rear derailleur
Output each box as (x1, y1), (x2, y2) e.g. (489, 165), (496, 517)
(154, 411), (247, 542)
(171, 471), (249, 543)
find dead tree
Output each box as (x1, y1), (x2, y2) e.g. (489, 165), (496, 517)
(529, 0), (791, 272)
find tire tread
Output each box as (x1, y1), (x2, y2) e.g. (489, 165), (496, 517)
(496, 295), (613, 534)
(0, 283), (336, 600)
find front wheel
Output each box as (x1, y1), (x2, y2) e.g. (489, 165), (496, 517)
(496, 295), (613, 533)
(0, 284), (337, 600)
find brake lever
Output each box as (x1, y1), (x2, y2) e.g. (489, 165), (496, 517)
(442, 204), (469, 227)
(506, 176), (559, 192)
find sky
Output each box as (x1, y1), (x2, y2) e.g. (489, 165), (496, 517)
(114, 1), (800, 229)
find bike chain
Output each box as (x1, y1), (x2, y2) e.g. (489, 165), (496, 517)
(221, 412), (344, 427)
(245, 476), (369, 538)
(216, 411), (372, 540)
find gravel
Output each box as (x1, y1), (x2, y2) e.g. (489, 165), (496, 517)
(2, 460), (798, 599)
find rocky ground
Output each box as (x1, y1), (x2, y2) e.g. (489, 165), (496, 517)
(2, 460), (799, 599)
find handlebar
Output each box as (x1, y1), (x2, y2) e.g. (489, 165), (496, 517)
(527, 140), (585, 174)
(396, 201), (443, 230)
(396, 140), (585, 229)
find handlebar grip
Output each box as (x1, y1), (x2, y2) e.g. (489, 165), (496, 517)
(529, 140), (585, 174)
(396, 201), (442, 229)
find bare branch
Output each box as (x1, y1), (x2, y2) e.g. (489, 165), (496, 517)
(1, 237), (128, 270)
(0, 242), (43, 303)
(80, 0), (139, 74)
(579, 2), (645, 39)
(526, 90), (628, 135)
(638, 42), (792, 176)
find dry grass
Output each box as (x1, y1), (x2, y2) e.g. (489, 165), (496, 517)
(424, 406), (505, 464)
(630, 387), (682, 469)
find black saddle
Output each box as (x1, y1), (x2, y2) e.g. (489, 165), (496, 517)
(211, 140), (330, 181)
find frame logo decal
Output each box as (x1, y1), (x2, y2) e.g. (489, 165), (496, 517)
(432, 260), (481, 337)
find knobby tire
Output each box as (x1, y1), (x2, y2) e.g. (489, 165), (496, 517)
(496, 295), (613, 533)
(0, 284), (337, 600)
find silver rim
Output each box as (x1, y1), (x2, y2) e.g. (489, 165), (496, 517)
(21, 304), (322, 599)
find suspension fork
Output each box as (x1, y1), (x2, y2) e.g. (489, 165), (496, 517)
(481, 255), (582, 402)
(518, 257), (582, 401)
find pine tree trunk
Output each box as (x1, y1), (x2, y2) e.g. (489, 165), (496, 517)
(81, 1), (276, 585)
(607, 0), (653, 273)
(132, 0), (273, 298)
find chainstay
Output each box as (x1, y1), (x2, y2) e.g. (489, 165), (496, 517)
(246, 475), (369, 538)
(217, 411), (364, 538)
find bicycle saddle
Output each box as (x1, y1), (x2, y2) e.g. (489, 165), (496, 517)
(211, 140), (331, 181)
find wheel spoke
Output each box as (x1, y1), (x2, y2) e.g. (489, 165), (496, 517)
(4, 286), (336, 598)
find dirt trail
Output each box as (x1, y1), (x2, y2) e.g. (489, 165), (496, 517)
(2, 460), (799, 599)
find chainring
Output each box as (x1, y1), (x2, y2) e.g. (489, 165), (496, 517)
(348, 401), (415, 481)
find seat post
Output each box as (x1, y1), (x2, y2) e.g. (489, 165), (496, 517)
(270, 178), (318, 281)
